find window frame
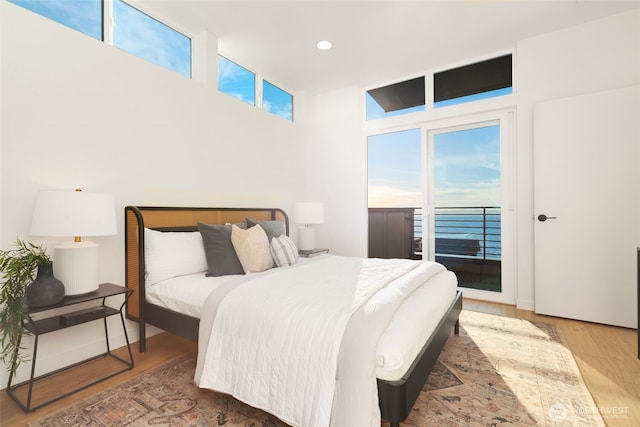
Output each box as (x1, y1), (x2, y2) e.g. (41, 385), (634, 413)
(9, 0), (193, 78)
(9, 0), (294, 121)
(110, 0), (192, 78)
(217, 54), (257, 106)
(433, 54), (513, 108)
(8, 0), (104, 41)
(433, 54), (512, 104)
(364, 51), (515, 122)
(217, 54), (295, 122)
(262, 78), (294, 122)
(365, 75), (427, 120)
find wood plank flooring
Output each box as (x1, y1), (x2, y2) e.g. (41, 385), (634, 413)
(463, 299), (640, 427)
(1, 299), (638, 426)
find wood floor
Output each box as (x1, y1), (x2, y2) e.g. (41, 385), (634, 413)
(1, 299), (638, 426)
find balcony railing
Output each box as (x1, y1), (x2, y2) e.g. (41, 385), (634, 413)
(413, 206), (501, 260)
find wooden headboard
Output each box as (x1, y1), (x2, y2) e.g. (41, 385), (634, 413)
(124, 206), (289, 323)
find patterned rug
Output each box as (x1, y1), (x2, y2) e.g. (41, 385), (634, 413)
(29, 310), (604, 426)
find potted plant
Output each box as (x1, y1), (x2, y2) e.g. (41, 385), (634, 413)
(0, 239), (62, 375)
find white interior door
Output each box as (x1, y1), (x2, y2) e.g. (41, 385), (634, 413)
(533, 85), (640, 328)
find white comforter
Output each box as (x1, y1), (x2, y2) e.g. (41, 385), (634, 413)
(194, 255), (445, 427)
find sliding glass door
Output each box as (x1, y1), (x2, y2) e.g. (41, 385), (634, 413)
(365, 111), (515, 303)
(426, 112), (514, 303)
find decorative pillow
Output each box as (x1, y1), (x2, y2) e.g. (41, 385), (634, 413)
(198, 222), (245, 277)
(231, 224), (273, 273)
(246, 218), (286, 242)
(270, 234), (299, 267)
(227, 220), (247, 229)
(144, 228), (208, 286)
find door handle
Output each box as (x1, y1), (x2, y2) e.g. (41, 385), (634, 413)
(537, 214), (557, 222)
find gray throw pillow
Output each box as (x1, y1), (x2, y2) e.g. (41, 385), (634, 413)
(246, 218), (286, 242)
(197, 222), (245, 276)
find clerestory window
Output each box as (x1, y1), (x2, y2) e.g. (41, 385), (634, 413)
(263, 80), (293, 121)
(217, 55), (256, 106)
(218, 55), (294, 122)
(8, 0), (192, 78)
(365, 54), (513, 120)
(113, 0), (191, 78)
(8, 0), (103, 40)
(434, 54), (512, 108)
(366, 77), (426, 121)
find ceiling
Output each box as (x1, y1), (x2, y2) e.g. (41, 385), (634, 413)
(130, 0), (640, 94)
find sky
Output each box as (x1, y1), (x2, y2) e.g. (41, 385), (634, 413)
(218, 56), (256, 105)
(217, 56), (294, 121)
(112, 0), (191, 79)
(367, 129), (422, 208)
(367, 88), (509, 209)
(433, 125), (501, 207)
(9, 0), (103, 40)
(368, 123), (501, 209)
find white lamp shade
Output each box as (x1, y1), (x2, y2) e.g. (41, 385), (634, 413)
(30, 190), (116, 295)
(30, 190), (117, 237)
(293, 202), (324, 225)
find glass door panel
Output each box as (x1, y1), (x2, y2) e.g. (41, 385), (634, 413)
(429, 121), (502, 292)
(367, 129), (422, 259)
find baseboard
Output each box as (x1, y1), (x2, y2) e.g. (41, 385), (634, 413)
(516, 298), (534, 311)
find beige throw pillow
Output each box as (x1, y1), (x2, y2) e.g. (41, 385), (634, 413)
(231, 224), (273, 273)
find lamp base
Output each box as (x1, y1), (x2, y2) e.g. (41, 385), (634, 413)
(298, 227), (315, 251)
(53, 241), (100, 295)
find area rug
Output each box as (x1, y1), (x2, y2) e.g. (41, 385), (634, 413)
(29, 310), (604, 426)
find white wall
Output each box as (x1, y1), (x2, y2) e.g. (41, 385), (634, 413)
(301, 86), (368, 256)
(0, 2), (305, 385)
(2, 0), (638, 389)
(515, 9), (640, 309)
(304, 9), (640, 311)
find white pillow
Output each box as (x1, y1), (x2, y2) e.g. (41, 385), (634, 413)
(270, 235), (299, 267)
(144, 228), (208, 286)
(230, 224), (273, 273)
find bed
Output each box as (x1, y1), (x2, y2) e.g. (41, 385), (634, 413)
(124, 206), (462, 427)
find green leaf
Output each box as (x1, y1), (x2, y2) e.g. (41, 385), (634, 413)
(0, 238), (50, 373)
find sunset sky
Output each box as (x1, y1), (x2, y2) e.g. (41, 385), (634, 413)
(367, 124), (501, 209)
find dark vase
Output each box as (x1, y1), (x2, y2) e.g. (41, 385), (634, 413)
(25, 263), (65, 308)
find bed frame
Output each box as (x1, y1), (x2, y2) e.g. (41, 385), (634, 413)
(124, 205), (462, 427)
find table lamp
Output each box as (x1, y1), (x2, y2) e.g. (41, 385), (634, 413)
(293, 202), (324, 251)
(30, 189), (117, 295)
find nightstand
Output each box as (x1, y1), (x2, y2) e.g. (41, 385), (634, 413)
(299, 248), (329, 258)
(6, 283), (134, 412)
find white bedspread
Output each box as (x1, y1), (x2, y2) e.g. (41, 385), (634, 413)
(194, 255), (445, 427)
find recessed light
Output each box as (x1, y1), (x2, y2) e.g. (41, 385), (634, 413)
(316, 40), (332, 50)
